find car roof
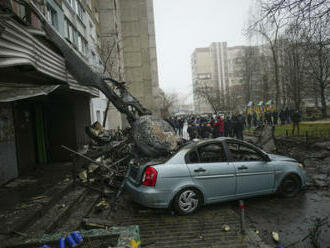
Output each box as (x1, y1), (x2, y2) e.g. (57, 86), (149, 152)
(185, 137), (263, 151)
(193, 137), (238, 145)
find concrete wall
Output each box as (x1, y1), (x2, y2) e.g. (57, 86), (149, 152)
(119, 0), (161, 118)
(97, 0), (126, 129)
(0, 103), (18, 185)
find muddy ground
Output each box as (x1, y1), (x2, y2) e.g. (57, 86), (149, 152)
(240, 138), (330, 248)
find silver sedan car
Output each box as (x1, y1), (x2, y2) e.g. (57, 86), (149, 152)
(126, 138), (306, 215)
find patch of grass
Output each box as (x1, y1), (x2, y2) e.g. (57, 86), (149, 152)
(274, 121), (330, 139)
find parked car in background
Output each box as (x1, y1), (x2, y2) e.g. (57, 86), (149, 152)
(126, 138), (306, 215)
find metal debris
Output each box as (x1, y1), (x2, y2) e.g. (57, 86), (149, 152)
(272, 231), (279, 242)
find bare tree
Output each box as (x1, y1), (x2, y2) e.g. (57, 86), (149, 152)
(303, 18), (330, 117)
(260, 0), (330, 23)
(251, 15), (284, 108)
(279, 21), (309, 110)
(195, 82), (222, 112)
(99, 38), (121, 127)
(159, 92), (178, 118)
(242, 46), (260, 104)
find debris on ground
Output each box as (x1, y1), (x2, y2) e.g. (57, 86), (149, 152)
(86, 121), (113, 145)
(95, 200), (110, 212)
(6, 227), (140, 248)
(222, 224), (231, 232)
(272, 231), (279, 242)
(83, 218), (112, 229)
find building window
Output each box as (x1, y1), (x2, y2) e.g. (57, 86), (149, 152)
(66, 0), (75, 9)
(64, 18), (88, 56)
(76, 1), (85, 21)
(46, 4), (58, 29)
(78, 35), (82, 52)
(82, 39), (88, 56)
(77, 34), (88, 56)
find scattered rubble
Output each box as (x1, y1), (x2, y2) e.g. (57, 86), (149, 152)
(311, 141), (330, 151)
(222, 224), (231, 232)
(272, 231), (279, 242)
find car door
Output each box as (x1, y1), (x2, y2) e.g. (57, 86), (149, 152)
(185, 142), (236, 201)
(225, 141), (274, 196)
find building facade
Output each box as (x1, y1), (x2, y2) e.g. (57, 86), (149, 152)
(118, 0), (161, 125)
(0, 0), (162, 184)
(191, 47), (214, 113)
(192, 42), (272, 112)
(0, 0), (99, 184)
(210, 42), (229, 108)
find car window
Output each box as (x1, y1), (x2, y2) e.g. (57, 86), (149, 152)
(227, 142), (265, 162)
(198, 143), (226, 163)
(187, 150), (199, 163)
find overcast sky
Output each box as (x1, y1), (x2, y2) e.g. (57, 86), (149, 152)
(153, 0), (255, 103)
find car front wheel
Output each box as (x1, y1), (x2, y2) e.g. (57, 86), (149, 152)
(173, 188), (201, 215)
(279, 174), (301, 197)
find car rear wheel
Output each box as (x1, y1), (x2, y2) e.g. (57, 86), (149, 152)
(173, 188), (201, 215)
(279, 174), (301, 197)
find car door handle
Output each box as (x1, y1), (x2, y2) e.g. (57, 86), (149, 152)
(238, 165), (248, 170)
(194, 168), (206, 173)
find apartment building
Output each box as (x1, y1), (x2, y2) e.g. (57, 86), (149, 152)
(0, 0), (101, 184)
(191, 47), (214, 113)
(0, 0), (162, 184)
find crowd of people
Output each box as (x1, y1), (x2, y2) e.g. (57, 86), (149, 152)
(166, 113), (246, 140)
(165, 107), (303, 140)
(246, 108), (301, 128)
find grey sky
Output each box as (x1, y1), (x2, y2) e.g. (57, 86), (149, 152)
(153, 0), (255, 103)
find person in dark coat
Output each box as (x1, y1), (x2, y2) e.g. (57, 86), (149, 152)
(224, 116), (232, 137)
(231, 114), (239, 139)
(272, 110), (278, 125)
(237, 113), (244, 140)
(178, 118), (184, 136)
(187, 124), (195, 140)
(252, 111), (257, 127)
(279, 110), (286, 125)
(200, 123), (207, 138)
(291, 110), (302, 135)
(247, 113), (252, 129)
(265, 110), (272, 125)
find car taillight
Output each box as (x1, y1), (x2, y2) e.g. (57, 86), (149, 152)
(142, 167), (158, 186)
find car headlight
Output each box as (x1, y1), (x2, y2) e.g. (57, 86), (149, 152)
(297, 162), (303, 169)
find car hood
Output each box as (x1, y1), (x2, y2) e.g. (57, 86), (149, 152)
(268, 154), (297, 162)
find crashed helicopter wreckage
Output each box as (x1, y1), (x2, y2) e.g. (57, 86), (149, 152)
(26, 0), (179, 158)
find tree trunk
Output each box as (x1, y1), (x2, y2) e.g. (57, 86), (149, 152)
(320, 84), (327, 118)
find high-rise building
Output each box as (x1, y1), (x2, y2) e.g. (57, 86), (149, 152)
(210, 42), (229, 108)
(191, 48), (214, 113)
(192, 42), (260, 112)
